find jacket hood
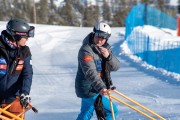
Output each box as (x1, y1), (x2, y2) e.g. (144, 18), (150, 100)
(82, 32), (94, 46)
(1, 30), (17, 49)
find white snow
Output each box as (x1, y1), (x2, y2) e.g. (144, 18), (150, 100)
(133, 25), (180, 41)
(0, 21), (180, 120)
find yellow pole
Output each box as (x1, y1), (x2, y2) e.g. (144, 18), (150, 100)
(107, 91), (115, 120)
(3, 104), (11, 110)
(112, 90), (166, 120)
(111, 95), (156, 120)
(0, 108), (23, 120)
(0, 115), (12, 120)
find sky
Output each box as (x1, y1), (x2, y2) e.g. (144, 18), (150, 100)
(0, 22), (180, 120)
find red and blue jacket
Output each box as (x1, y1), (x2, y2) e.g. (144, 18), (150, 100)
(0, 33), (33, 104)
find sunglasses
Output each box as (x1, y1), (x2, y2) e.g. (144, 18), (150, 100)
(95, 32), (110, 39)
(15, 26), (35, 38)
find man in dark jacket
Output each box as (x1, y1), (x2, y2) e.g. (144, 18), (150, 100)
(75, 22), (120, 120)
(0, 18), (35, 117)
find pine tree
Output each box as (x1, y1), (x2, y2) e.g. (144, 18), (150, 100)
(48, 0), (58, 24)
(112, 0), (131, 27)
(141, 0), (150, 4)
(0, 0), (6, 20)
(37, 0), (48, 24)
(58, 0), (79, 26)
(102, 0), (111, 22)
(22, 0), (34, 22)
(10, 0), (24, 20)
(83, 5), (99, 27)
(157, 0), (165, 12)
(73, 0), (84, 14)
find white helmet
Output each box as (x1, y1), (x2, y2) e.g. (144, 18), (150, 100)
(93, 22), (111, 39)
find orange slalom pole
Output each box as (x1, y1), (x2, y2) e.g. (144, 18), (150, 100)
(177, 17), (180, 36)
(112, 90), (166, 120)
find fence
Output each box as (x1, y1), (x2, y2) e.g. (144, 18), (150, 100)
(125, 3), (177, 39)
(127, 29), (180, 74)
(125, 3), (180, 74)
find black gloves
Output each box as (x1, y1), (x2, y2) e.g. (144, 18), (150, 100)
(20, 93), (31, 108)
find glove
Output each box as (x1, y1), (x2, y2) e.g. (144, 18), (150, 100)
(100, 88), (107, 96)
(20, 93), (31, 108)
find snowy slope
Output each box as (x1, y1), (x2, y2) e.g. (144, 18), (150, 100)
(0, 22), (180, 120)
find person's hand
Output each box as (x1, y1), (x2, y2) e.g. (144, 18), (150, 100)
(20, 93), (31, 108)
(98, 47), (109, 58)
(100, 88), (107, 96)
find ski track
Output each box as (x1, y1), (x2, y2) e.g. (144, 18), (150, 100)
(21, 26), (180, 120)
(1, 22), (180, 120)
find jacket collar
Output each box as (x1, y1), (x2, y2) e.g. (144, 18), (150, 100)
(1, 30), (17, 49)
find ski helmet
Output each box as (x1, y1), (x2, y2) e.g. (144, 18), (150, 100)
(6, 18), (35, 41)
(93, 22), (111, 40)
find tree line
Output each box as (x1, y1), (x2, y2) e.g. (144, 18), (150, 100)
(0, 0), (177, 27)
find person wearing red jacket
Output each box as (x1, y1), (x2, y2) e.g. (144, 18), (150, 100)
(0, 18), (35, 118)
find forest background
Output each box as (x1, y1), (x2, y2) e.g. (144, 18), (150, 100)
(0, 0), (177, 27)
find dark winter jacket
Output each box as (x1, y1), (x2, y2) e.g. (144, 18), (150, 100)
(75, 32), (120, 98)
(0, 31), (33, 104)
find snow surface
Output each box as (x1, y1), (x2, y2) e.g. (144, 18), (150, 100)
(0, 22), (180, 120)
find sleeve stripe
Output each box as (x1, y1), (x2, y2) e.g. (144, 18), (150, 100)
(83, 55), (93, 62)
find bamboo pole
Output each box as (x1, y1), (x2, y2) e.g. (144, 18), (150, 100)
(112, 90), (166, 120)
(111, 95), (156, 120)
(0, 115), (12, 120)
(0, 108), (23, 120)
(107, 91), (115, 120)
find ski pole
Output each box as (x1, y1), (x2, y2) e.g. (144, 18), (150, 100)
(16, 96), (38, 114)
(18, 103), (38, 117)
(28, 103), (38, 113)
